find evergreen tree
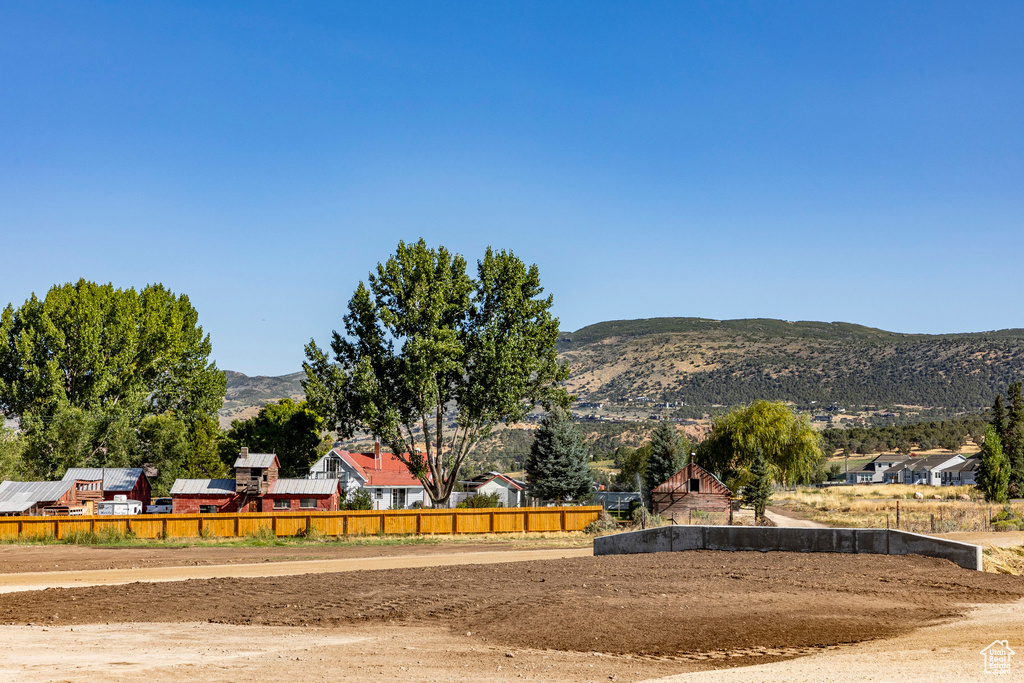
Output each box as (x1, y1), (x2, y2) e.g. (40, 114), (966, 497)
(977, 427), (1010, 504)
(992, 394), (1006, 439)
(742, 452), (772, 522)
(644, 420), (689, 498)
(1005, 382), (1024, 495)
(525, 407), (593, 502)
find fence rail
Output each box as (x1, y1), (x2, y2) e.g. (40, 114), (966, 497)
(0, 506), (603, 541)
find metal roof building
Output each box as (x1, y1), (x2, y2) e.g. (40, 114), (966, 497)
(62, 467), (147, 491)
(0, 480), (75, 515)
(170, 479), (237, 495)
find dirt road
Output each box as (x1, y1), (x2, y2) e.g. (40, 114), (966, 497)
(0, 547), (591, 593)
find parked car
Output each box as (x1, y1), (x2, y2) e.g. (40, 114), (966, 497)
(146, 497), (173, 514)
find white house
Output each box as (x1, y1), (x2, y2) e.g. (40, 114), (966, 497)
(308, 444), (427, 510)
(845, 454), (910, 484)
(460, 471), (527, 507)
(940, 457), (980, 486)
(883, 454), (966, 486)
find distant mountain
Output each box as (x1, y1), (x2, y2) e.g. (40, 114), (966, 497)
(219, 370), (306, 426)
(218, 317), (1024, 424)
(557, 317), (1024, 409)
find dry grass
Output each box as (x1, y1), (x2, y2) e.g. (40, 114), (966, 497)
(774, 485), (1022, 533)
(984, 545), (1024, 575)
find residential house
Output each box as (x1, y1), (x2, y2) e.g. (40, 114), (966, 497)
(940, 457), (981, 487)
(845, 454), (911, 484)
(651, 463), (732, 522)
(308, 444), (426, 510)
(883, 454), (966, 486)
(460, 472), (527, 507)
(62, 467), (152, 508)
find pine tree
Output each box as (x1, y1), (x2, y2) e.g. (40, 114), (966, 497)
(742, 452), (773, 522)
(977, 427), (1010, 504)
(1005, 382), (1024, 496)
(992, 394), (1006, 439)
(525, 407), (593, 502)
(644, 420), (689, 499)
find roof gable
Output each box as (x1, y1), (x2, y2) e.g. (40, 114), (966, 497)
(653, 463), (732, 496)
(62, 468), (146, 491)
(268, 479), (341, 496)
(233, 452), (280, 469)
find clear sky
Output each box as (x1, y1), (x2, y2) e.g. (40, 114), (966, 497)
(1, 2), (1022, 376)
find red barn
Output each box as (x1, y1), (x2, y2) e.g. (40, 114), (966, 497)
(170, 479), (241, 514)
(62, 468), (152, 508)
(651, 463), (733, 523)
(261, 479), (342, 512)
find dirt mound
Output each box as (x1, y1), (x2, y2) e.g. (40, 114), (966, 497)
(1, 551), (1022, 659)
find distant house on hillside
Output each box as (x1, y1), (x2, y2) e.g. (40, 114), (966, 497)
(307, 443), (426, 509)
(651, 463), (732, 523)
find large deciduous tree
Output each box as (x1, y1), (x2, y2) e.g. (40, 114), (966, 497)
(695, 400), (822, 490)
(303, 240), (566, 506)
(525, 407), (593, 502)
(0, 280), (225, 478)
(221, 399), (327, 478)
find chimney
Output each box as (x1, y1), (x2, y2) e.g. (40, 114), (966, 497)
(240, 446), (248, 459)
(374, 439), (381, 470)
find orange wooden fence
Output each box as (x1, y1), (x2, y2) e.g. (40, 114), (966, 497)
(0, 506), (602, 541)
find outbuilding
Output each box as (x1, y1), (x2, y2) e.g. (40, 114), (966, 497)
(651, 463), (733, 523)
(62, 468), (152, 508)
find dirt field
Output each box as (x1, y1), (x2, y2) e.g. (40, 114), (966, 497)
(2, 551), (1024, 681)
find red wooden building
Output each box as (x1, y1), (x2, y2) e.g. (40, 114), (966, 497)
(651, 463), (733, 523)
(170, 449), (341, 513)
(62, 468), (152, 508)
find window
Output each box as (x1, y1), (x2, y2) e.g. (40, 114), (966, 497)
(689, 478), (700, 492)
(300, 498), (316, 509)
(374, 488), (384, 499)
(273, 499), (290, 510)
(199, 505), (217, 514)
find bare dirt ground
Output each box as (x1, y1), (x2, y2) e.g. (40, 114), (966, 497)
(0, 537), (586, 574)
(1, 552), (1023, 682)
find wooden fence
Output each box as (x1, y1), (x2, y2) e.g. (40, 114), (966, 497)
(0, 506), (603, 541)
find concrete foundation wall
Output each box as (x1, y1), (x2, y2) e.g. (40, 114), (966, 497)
(593, 525), (983, 571)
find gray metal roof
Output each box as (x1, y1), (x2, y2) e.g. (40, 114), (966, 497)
(170, 479), (237, 495)
(268, 478), (339, 495)
(233, 452), (278, 469)
(0, 479), (75, 511)
(62, 468), (146, 491)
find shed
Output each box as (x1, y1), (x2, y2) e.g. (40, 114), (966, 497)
(651, 463), (733, 523)
(0, 480), (77, 516)
(262, 478), (342, 512)
(234, 448), (280, 495)
(170, 479), (240, 514)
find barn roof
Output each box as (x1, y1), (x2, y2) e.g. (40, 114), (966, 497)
(0, 479), (75, 513)
(652, 463), (732, 496)
(170, 479), (237, 495)
(268, 479), (339, 496)
(62, 468), (147, 491)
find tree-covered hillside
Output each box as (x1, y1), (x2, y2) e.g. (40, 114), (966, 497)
(558, 318), (1024, 409)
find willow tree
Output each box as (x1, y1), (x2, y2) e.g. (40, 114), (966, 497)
(303, 240), (566, 506)
(695, 400), (822, 490)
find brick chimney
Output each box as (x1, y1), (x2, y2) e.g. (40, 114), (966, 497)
(240, 446), (248, 460)
(374, 440), (381, 470)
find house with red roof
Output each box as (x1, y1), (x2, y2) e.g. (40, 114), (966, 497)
(308, 443), (427, 509)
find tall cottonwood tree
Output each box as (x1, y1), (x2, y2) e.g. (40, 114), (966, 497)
(304, 240), (566, 506)
(0, 280), (225, 478)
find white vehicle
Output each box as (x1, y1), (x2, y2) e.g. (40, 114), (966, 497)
(146, 497), (173, 514)
(97, 495), (144, 515)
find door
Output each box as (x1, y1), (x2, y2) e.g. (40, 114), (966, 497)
(392, 488), (407, 509)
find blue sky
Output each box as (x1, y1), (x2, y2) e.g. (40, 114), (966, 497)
(1, 2), (1022, 375)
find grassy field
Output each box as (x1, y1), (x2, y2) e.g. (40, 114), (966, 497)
(774, 485), (1024, 534)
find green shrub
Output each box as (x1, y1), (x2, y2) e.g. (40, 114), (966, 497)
(456, 492), (502, 508)
(991, 507), (1024, 531)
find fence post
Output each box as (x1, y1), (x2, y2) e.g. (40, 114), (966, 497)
(523, 510), (529, 533)
(930, 514), (935, 533)
(896, 501), (900, 529)
(271, 516), (278, 537)
(490, 510), (495, 533)
(561, 509), (567, 531)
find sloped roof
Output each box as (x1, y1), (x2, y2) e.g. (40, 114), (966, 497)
(0, 479), (75, 512)
(268, 478), (340, 495)
(466, 472), (526, 490)
(327, 448), (423, 488)
(233, 452), (279, 469)
(904, 454), (965, 471)
(948, 457), (981, 473)
(653, 463), (732, 496)
(62, 468), (147, 491)
(170, 479), (237, 495)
